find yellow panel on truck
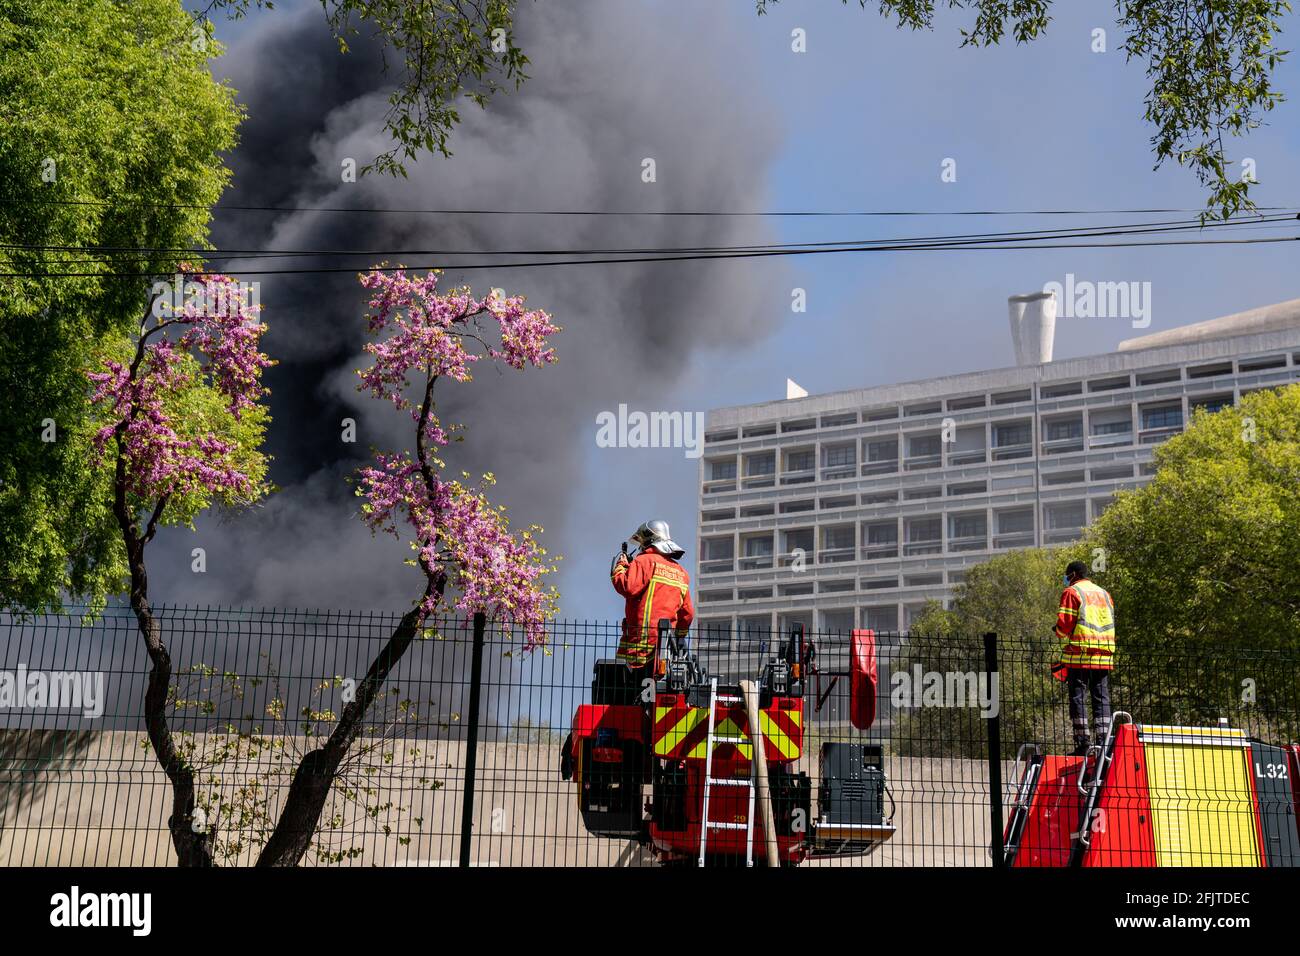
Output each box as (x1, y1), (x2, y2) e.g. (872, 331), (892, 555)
(1139, 725), (1260, 867)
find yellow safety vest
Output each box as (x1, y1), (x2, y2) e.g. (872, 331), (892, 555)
(1061, 579), (1115, 669)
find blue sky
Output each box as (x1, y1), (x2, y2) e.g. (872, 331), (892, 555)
(562, 0), (1300, 621)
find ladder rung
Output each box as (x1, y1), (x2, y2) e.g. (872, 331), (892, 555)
(707, 778), (751, 788)
(706, 821), (748, 831)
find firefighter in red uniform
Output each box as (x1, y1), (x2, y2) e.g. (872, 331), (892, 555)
(1052, 560), (1116, 756)
(610, 519), (694, 677)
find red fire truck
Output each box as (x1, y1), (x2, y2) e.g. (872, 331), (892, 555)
(1004, 712), (1300, 867)
(561, 622), (894, 866)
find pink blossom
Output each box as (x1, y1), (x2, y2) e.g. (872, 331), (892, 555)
(87, 268), (272, 503)
(355, 268), (560, 645)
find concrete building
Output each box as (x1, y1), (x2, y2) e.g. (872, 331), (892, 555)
(693, 296), (1300, 638)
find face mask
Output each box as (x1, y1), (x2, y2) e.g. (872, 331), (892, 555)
(1063, 575), (1071, 586)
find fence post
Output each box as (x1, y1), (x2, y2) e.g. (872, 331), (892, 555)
(983, 631), (1005, 868)
(459, 611), (487, 868)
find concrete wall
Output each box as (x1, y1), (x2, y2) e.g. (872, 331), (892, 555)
(0, 730), (1001, 867)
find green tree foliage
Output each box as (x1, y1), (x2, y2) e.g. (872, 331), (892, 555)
(756, 0), (1291, 219)
(1083, 383), (1300, 736)
(907, 384), (1300, 753)
(903, 550), (1069, 757)
(0, 0), (242, 612)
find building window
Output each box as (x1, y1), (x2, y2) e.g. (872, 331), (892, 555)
(746, 453), (775, 476)
(903, 486), (941, 500)
(785, 450), (815, 472)
(863, 606), (897, 632)
(1142, 405), (1181, 429)
(709, 459), (737, 481)
(992, 420), (1033, 460)
(862, 520), (898, 559)
(907, 434), (942, 457)
(740, 535), (773, 570)
(1091, 465), (1132, 482)
(1091, 419), (1131, 436)
(1045, 418), (1082, 441)
(821, 412), (858, 428)
(1136, 368), (1179, 386)
(1041, 381), (1082, 398)
(820, 609), (855, 635)
(861, 491), (898, 505)
(948, 513), (987, 552)
(700, 538), (734, 574)
(695, 619), (732, 643)
(823, 444), (855, 468)
(1141, 404), (1183, 430)
(1188, 362), (1231, 380)
(821, 526), (854, 562)
(904, 516), (942, 555)
(1042, 503), (1086, 543)
(865, 438), (898, 462)
(993, 421), (1031, 446)
(997, 509), (1033, 532)
(904, 433), (942, 470)
(1239, 354), (1287, 372)
(782, 529), (813, 564)
(1191, 395), (1232, 415)
(823, 526), (855, 550)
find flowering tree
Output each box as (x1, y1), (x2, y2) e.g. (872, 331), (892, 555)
(87, 267), (272, 866)
(256, 267), (559, 866)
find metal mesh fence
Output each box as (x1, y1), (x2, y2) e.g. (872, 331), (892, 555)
(0, 607), (1296, 867)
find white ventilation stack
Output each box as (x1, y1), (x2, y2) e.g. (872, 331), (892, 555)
(1007, 291), (1057, 366)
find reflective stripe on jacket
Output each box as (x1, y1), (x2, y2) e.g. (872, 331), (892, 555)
(1055, 578), (1115, 670)
(610, 550), (694, 666)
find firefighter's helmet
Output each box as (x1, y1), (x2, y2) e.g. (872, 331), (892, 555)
(632, 519), (685, 560)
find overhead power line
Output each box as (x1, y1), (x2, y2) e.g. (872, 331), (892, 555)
(5, 212), (1296, 263)
(3, 196), (1299, 218)
(3, 233), (1296, 279)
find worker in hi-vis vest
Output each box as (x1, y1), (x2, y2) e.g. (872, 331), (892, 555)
(1052, 560), (1116, 755)
(610, 519), (694, 677)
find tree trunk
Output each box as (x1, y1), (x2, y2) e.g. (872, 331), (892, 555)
(126, 538), (217, 867)
(256, 598), (432, 867)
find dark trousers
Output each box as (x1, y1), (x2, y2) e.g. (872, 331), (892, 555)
(1067, 669), (1112, 746)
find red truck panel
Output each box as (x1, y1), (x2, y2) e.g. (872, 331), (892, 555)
(1084, 722), (1157, 867)
(1011, 755), (1085, 868)
(570, 703), (645, 742)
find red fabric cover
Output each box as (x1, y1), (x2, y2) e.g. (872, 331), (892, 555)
(849, 629), (878, 731)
